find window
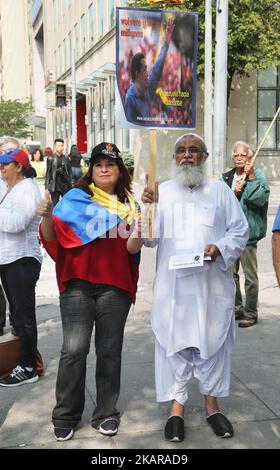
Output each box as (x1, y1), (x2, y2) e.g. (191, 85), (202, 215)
(54, 50), (57, 77)
(110, 0), (115, 28)
(74, 23), (79, 58)
(53, 0), (57, 28)
(63, 38), (67, 71)
(98, 0), (103, 38)
(68, 31), (72, 67)
(81, 14), (86, 55)
(257, 66), (280, 150)
(89, 3), (94, 44)
(57, 45), (61, 77)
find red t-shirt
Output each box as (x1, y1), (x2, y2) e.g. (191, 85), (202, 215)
(39, 225), (140, 303)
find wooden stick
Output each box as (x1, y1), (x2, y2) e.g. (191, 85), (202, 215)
(239, 105), (280, 183)
(251, 104), (280, 165)
(147, 130), (157, 240)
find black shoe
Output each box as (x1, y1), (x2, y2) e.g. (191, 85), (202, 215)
(54, 427), (74, 441)
(0, 365), (39, 387)
(235, 314), (245, 321)
(164, 416), (185, 442)
(206, 412), (234, 438)
(98, 418), (119, 436)
(238, 318), (257, 328)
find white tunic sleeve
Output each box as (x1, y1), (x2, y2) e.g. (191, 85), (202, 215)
(214, 183), (249, 271)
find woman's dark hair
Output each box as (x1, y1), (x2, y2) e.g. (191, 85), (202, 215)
(68, 144), (81, 157)
(75, 156), (132, 203)
(31, 148), (44, 161)
(14, 162), (37, 179)
(131, 52), (145, 81)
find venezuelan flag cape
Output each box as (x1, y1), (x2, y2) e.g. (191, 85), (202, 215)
(52, 185), (140, 248)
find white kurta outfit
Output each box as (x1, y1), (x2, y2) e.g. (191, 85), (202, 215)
(145, 178), (249, 404)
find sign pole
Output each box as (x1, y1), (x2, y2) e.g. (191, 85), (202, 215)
(147, 130), (157, 240)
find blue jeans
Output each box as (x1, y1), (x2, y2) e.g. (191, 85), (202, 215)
(52, 280), (131, 429)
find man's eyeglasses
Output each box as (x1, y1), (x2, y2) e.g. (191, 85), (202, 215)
(175, 146), (202, 156)
(232, 153), (248, 158)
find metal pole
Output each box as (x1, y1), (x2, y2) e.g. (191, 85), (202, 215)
(204, 0), (213, 174)
(213, 0), (229, 176)
(71, 48), (77, 145)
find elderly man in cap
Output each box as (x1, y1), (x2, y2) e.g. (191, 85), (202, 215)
(129, 133), (249, 442)
(221, 141), (269, 328)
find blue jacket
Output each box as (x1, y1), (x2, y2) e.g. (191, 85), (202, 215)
(124, 42), (169, 126)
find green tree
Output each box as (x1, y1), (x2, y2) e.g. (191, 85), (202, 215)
(0, 99), (33, 137)
(127, 0), (280, 102)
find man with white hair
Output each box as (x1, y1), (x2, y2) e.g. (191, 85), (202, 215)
(221, 141), (269, 328)
(132, 133), (249, 442)
(0, 136), (20, 152)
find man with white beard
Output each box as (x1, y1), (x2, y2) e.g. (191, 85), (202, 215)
(128, 133), (249, 442)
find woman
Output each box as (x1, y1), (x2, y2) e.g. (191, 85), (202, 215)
(38, 142), (141, 442)
(0, 148), (42, 387)
(68, 144), (83, 183)
(31, 148), (47, 195)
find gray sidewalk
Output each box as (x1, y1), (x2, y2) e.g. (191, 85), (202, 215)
(1, 183), (280, 449)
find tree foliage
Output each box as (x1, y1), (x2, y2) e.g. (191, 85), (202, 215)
(0, 100), (33, 137)
(127, 0), (280, 96)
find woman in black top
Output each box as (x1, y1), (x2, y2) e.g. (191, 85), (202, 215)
(68, 145), (83, 183)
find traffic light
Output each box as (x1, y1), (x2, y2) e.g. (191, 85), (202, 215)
(56, 83), (67, 107)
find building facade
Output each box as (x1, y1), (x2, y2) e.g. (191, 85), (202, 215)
(1, 1), (279, 178)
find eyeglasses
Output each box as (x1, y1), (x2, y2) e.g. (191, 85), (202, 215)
(175, 146), (202, 156)
(232, 153), (248, 158)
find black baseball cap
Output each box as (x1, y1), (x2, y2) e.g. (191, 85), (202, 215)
(90, 142), (122, 163)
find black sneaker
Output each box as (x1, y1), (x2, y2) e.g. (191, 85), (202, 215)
(98, 418), (119, 436)
(0, 365), (39, 387)
(54, 427), (74, 441)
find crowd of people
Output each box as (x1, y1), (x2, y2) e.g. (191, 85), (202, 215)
(0, 131), (278, 445)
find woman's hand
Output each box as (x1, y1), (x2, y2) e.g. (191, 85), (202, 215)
(38, 190), (53, 218)
(141, 182), (159, 204)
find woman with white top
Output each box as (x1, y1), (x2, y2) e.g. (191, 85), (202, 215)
(0, 148), (42, 387)
(31, 148), (46, 196)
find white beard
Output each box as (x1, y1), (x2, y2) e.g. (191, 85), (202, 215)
(171, 160), (206, 188)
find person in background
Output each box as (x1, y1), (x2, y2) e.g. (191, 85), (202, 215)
(221, 141), (269, 328)
(44, 146), (53, 159)
(0, 136), (19, 336)
(38, 142), (141, 442)
(0, 148), (42, 387)
(135, 133), (249, 442)
(31, 149), (46, 196)
(45, 138), (72, 206)
(22, 144), (31, 161)
(68, 144), (83, 183)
